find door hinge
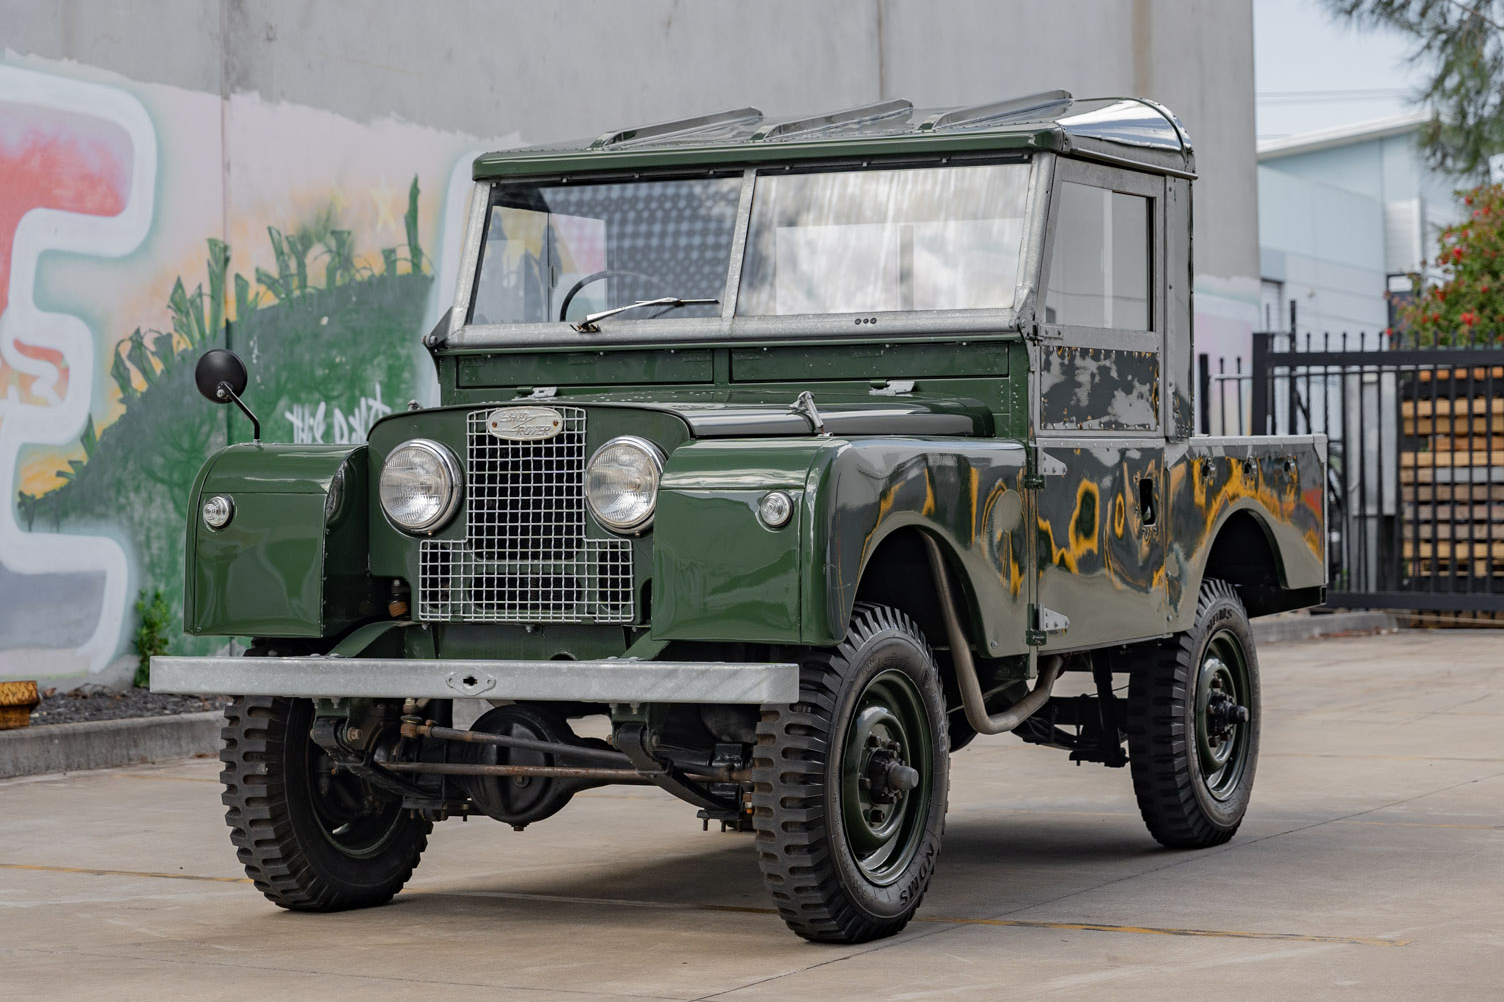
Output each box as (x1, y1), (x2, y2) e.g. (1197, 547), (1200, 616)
(1027, 605), (1069, 646)
(1025, 449), (1068, 489)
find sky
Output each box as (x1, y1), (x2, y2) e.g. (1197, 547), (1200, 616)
(1254, 0), (1425, 140)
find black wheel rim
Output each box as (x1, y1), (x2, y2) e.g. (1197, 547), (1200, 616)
(304, 741), (406, 859)
(1195, 628), (1252, 801)
(839, 668), (932, 886)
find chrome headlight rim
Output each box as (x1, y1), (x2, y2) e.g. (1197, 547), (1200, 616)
(584, 435), (665, 534)
(379, 438), (463, 534)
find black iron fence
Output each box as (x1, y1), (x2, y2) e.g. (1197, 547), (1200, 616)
(1200, 331), (1504, 612)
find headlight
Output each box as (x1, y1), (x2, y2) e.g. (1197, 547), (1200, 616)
(379, 439), (461, 533)
(584, 436), (664, 533)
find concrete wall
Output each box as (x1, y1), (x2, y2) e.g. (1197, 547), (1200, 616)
(0, 0), (1259, 686)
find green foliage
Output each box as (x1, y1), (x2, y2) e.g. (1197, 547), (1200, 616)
(405, 177), (424, 274)
(133, 588), (171, 688)
(1399, 181), (1504, 343)
(1317, 1), (1504, 174)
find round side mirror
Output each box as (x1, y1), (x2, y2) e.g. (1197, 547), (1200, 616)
(195, 348), (248, 404)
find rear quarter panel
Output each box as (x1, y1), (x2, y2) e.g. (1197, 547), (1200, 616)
(1168, 435), (1327, 629)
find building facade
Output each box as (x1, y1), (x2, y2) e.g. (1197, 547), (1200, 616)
(1257, 113), (1480, 342)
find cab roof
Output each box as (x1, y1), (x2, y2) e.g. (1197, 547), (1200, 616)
(472, 91), (1195, 181)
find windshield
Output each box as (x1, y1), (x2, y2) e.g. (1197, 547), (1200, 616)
(469, 176), (742, 325)
(737, 163), (1031, 315)
(466, 162), (1034, 330)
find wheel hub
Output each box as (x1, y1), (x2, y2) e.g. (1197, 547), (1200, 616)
(840, 669), (932, 885)
(1204, 688), (1249, 741)
(1194, 638), (1253, 801)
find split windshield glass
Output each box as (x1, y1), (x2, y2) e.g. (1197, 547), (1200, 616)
(468, 161), (1033, 327)
(737, 163), (1031, 316)
(469, 176), (742, 326)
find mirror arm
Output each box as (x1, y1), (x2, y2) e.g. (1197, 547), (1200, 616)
(216, 381), (261, 442)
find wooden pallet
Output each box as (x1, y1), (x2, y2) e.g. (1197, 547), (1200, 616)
(1402, 397), (1504, 437)
(1404, 609), (1504, 628)
(1402, 483), (1504, 502)
(1400, 389), (1504, 582)
(1414, 365), (1504, 382)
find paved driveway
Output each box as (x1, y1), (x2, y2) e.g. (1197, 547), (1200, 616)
(2, 630), (1500, 1001)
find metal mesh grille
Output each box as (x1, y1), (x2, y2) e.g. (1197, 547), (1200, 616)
(418, 407), (633, 623)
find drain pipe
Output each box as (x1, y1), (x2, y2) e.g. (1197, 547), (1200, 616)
(921, 534), (1063, 734)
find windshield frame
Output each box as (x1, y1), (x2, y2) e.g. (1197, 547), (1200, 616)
(446, 153), (1051, 349)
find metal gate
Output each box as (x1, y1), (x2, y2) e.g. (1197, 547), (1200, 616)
(1247, 331), (1504, 612)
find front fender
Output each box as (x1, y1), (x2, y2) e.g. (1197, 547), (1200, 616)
(185, 442), (377, 637)
(651, 437), (1029, 649)
(651, 439), (827, 643)
(803, 438), (1029, 648)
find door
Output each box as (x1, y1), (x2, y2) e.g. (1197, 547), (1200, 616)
(1031, 161), (1168, 650)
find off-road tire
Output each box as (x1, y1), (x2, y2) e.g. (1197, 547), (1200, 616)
(220, 695), (430, 910)
(1127, 578), (1261, 849)
(752, 603), (950, 943)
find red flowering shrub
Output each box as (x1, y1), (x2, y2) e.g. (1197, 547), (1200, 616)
(1401, 182), (1504, 346)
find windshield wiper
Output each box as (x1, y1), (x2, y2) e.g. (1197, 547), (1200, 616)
(571, 297), (719, 332)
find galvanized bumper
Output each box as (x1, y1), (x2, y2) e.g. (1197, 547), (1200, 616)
(150, 655), (799, 704)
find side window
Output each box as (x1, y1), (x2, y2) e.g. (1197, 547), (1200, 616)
(1044, 182), (1151, 330)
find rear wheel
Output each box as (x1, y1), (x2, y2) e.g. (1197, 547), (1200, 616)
(1126, 578), (1260, 848)
(220, 695), (429, 910)
(752, 603), (949, 943)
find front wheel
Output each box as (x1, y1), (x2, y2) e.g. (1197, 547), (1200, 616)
(752, 603), (950, 943)
(220, 695), (430, 910)
(1126, 578), (1261, 848)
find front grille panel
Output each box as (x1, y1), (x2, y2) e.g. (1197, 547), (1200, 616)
(417, 407), (634, 623)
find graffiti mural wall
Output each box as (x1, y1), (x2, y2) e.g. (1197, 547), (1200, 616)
(0, 56), (514, 684)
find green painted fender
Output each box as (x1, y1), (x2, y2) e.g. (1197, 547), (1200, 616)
(185, 443), (376, 638)
(651, 436), (1030, 651)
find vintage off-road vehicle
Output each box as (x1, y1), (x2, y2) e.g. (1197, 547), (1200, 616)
(156, 91), (1327, 943)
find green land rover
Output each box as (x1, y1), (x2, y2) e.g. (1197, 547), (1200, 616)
(155, 92), (1327, 943)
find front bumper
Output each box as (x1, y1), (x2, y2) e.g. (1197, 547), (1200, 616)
(150, 656), (799, 704)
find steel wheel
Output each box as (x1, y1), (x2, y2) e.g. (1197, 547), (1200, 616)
(753, 603), (949, 943)
(1195, 631), (1252, 801)
(1127, 578), (1262, 849)
(221, 694), (430, 911)
(306, 742), (409, 859)
(840, 669), (932, 884)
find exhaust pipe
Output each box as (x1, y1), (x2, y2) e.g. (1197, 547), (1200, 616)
(921, 534), (1063, 734)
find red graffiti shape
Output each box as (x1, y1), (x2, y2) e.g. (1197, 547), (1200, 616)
(0, 100), (133, 399)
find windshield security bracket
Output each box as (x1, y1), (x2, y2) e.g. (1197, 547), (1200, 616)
(572, 297), (719, 333)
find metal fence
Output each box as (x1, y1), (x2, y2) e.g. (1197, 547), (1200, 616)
(1200, 331), (1504, 613)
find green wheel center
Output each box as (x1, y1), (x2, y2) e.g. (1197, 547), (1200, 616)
(840, 668), (932, 885)
(1195, 631), (1252, 801)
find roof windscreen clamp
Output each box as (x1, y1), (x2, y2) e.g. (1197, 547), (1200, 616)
(919, 89), (1074, 132)
(590, 108), (763, 150)
(750, 100), (913, 142)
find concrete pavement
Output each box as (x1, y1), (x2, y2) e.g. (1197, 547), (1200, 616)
(1, 630), (1500, 1001)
